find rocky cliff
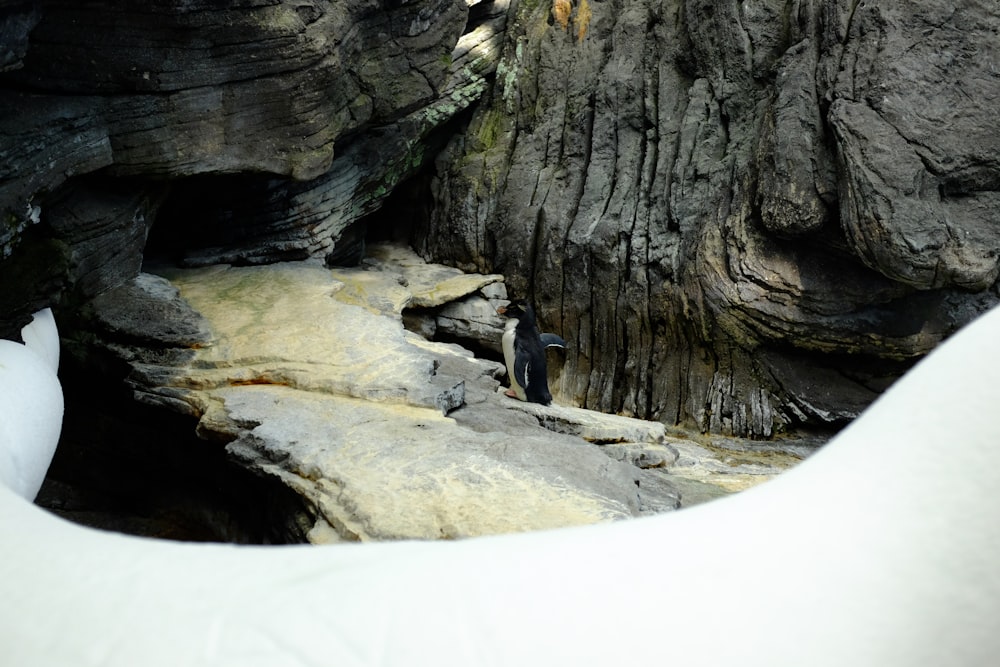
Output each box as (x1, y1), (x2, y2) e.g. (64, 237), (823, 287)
(3, 0), (999, 442)
(416, 0), (1000, 436)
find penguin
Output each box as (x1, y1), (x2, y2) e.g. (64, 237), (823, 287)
(496, 300), (565, 405)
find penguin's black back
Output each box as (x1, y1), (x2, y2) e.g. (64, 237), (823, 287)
(510, 303), (553, 405)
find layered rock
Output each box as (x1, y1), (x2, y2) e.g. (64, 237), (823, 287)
(0, 0), (508, 332)
(2, 0), (998, 442)
(62, 246), (686, 541)
(416, 0), (1000, 436)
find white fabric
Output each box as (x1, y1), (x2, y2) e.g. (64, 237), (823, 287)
(18, 307), (60, 373)
(1, 305), (999, 665)
(0, 309), (63, 500)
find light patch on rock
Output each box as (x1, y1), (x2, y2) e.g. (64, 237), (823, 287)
(364, 243), (504, 308)
(502, 398), (668, 444)
(128, 248), (681, 541)
(158, 260), (462, 412)
(213, 385), (638, 541)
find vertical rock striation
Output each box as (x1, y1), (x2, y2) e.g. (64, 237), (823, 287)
(418, 0), (1000, 437)
(2, 0), (998, 439)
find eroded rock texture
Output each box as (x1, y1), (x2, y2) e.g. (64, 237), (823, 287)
(416, 0), (1000, 436)
(1, 0), (502, 328)
(56, 247), (682, 541)
(2, 0), (999, 440)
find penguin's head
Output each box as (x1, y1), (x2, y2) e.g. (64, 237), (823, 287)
(497, 300), (533, 321)
(497, 299), (535, 326)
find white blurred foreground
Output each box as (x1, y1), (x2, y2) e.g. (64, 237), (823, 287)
(0, 308), (62, 500)
(1, 305), (998, 666)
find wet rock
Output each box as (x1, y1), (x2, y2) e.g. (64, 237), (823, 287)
(665, 435), (815, 495)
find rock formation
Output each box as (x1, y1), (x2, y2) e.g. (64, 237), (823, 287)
(2, 0), (998, 452)
(1, 0), (504, 326)
(415, 0), (1000, 436)
(58, 245), (686, 541)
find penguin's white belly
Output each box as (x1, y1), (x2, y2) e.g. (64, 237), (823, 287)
(501, 321), (526, 401)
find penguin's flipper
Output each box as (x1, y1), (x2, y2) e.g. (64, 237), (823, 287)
(513, 355), (530, 393)
(539, 333), (566, 349)
(512, 340), (531, 392)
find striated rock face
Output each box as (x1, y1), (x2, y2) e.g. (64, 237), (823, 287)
(60, 246), (682, 541)
(3, 0), (466, 180)
(416, 0), (1000, 436)
(2, 0), (998, 441)
(0, 0), (505, 331)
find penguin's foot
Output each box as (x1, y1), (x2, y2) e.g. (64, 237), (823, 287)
(505, 388), (520, 399)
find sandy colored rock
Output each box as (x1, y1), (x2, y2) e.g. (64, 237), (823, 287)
(213, 384), (645, 541)
(365, 244), (505, 308)
(99, 251), (682, 541)
(502, 398), (668, 444)
(155, 261), (462, 412)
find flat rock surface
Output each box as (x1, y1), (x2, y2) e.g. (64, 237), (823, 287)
(65, 245), (812, 542)
(129, 248), (694, 541)
(364, 244), (505, 309)
(215, 385), (648, 541)
(660, 433), (820, 507)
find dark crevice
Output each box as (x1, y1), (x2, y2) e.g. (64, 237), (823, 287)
(37, 344), (314, 544)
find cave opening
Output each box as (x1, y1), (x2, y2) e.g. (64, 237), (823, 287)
(34, 174), (324, 544)
(37, 100), (506, 543)
(147, 172), (319, 267)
